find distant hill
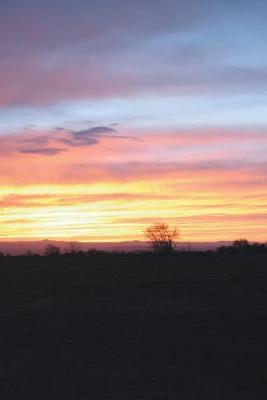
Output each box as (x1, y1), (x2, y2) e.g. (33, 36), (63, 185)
(0, 240), (233, 255)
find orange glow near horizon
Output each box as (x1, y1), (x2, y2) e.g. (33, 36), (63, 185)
(1, 173), (267, 242)
(1, 129), (267, 243)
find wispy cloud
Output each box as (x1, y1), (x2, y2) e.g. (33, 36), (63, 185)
(62, 126), (117, 147)
(18, 147), (65, 156)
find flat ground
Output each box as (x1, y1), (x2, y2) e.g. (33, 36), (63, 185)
(0, 253), (266, 399)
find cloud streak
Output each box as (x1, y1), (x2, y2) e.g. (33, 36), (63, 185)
(18, 147), (65, 156)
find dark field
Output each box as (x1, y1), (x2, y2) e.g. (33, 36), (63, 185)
(0, 253), (266, 399)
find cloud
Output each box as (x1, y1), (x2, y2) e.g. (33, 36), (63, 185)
(54, 127), (69, 131)
(0, 194), (52, 208)
(3, 219), (34, 225)
(0, 123), (140, 157)
(54, 125), (116, 147)
(112, 212), (267, 226)
(23, 134), (52, 145)
(69, 126), (116, 144)
(0, 1), (207, 107)
(58, 125), (138, 147)
(59, 137), (99, 147)
(0, 125), (266, 161)
(0, 1), (266, 108)
(0, 192), (172, 209)
(74, 126), (117, 136)
(0, 1), (206, 52)
(18, 147), (65, 156)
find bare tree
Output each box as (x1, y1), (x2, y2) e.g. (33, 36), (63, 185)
(44, 244), (61, 256)
(67, 241), (80, 255)
(145, 223), (179, 254)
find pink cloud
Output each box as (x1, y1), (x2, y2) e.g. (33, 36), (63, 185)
(0, 126), (266, 186)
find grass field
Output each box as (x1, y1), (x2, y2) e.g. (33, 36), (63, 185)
(0, 253), (266, 399)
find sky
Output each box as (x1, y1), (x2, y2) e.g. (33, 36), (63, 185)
(0, 0), (267, 242)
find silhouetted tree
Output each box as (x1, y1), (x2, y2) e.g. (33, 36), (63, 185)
(233, 239), (249, 248)
(145, 223), (179, 254)
(44, 244), (61, 256)
(67, 241), (80, 255)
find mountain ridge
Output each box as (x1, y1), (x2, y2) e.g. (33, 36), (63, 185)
(0, 240), (233, 255)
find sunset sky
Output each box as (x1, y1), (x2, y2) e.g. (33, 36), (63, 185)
(1, 0), (267, 242)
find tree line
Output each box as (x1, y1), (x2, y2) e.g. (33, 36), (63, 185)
(0, 224), (266, 257)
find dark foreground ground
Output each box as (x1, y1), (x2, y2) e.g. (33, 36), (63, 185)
(0, 253), (266, 399)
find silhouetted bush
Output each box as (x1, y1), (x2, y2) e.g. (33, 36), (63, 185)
(44, 244), (61, 256)
(218, 239), (267, 254)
